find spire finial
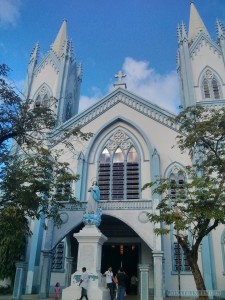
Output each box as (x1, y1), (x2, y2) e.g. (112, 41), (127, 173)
(114, 70), (126, 83)
(114, 70), (127, 89)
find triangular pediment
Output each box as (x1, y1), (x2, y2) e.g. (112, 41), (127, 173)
(54, 88), (179, 137)
(189, 32), (222, 57)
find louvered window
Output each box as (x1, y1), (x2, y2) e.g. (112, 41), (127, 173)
(98, 130), (140, 201)
(169, 172), (185, 201)
(52, 242), (65, 271)
(173, 242), (191, 272)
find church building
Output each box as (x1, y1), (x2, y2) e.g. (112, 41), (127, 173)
(15, 2), (225, 299)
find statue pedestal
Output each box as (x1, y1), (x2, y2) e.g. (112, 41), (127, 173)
(62, 224), (110, 300)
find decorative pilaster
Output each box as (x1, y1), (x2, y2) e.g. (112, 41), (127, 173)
(65, 257), (74, 288)
(75, 152), (85, 200)
(12, 262), (27, 300)
(39, 251), (53, 298)
(152, 251), (164, 300)
(138, 264), (150, 300)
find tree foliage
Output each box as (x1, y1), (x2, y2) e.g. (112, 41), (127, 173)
(142, 105), (225, 299)
(0, 64), (92, 280)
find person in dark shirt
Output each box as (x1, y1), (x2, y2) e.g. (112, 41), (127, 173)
(116, 268), (128, 300)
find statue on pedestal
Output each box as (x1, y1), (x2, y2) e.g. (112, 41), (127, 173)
(83, 180), (102, 227)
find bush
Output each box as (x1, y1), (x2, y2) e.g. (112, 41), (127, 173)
(0, 285), (12, 295)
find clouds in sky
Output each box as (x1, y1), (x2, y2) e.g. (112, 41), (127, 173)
(0, 0), (22, 27)
(79, 57), (180, 114)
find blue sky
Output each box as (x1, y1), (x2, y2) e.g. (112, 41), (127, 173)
(1, 0), (225, 113)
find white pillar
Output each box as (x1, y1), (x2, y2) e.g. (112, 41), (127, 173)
(153, 251), (164, 300)
(138, 264), (150, 300)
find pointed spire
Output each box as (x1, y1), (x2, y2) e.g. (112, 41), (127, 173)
(177, 24), (182, 43)
(51, 20), (68, 56)
(188, 2), (209, 43)
(29, 42), (39, 64)
(216, 19), (225, 40)
(181, 22), (188, 40)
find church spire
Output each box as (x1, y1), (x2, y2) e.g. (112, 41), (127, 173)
(188, 2), (209, 43)
(51, 20), (68, 57)
(216, 19), (225, 40)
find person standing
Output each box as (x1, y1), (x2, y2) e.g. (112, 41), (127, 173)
(103, 266), (115, 300)
(116, 268), (128, 300)
(77, 267), (89, 300)
(54, 282), (60, 300)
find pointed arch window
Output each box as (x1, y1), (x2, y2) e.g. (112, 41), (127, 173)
(43, 94), (50, 108)
(35, 95), (41, 108)
(212, 79), (220, 99)
(202, 70), (222, 100)
(98, 130), (140, 201)
(203, 79), (210, 99)
(169, 169), (185, 201)
(35, 85), (51, 108)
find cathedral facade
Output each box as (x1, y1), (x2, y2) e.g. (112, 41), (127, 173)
(17, 3), (225, 299)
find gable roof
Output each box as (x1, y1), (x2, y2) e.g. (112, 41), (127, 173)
(53, 88), (180, 139)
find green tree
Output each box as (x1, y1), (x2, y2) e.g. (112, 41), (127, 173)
(143, 105), (225, 300)
(0, 64), (92, 281)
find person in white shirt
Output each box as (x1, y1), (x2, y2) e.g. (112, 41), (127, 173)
(103, 266), (115, 300)
(77, 267), (89, 300)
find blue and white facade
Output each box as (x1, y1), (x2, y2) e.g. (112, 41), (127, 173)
(18, 3), (225, 299)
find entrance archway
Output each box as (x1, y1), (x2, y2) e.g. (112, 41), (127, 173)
(99, 215), (140, 295)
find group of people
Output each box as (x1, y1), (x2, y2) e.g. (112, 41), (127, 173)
(102, 266), (137, 300)
(54, 266), (137, 300)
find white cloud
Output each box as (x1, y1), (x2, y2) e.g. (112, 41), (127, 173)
(122, 57), (180, 113)
(79, 95), (99, 113)
(79, 57), (180, 114)
(0, 0), (22, 27)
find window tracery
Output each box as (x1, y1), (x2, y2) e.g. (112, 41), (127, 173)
(202, 69), (221, 100)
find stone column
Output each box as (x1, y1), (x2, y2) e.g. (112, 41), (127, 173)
(39, 250), (53, 298)
(12, 262), (27, 300)
(138, 264), (150, 300)
(152, 251), (164, 300)
(65, 257), (74, 288)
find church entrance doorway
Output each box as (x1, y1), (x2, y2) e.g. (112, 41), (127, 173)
(101, 243), (139, 282)
(99, 215), (140, 295)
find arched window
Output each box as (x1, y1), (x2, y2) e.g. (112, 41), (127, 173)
(43, 94), (50, 107)
(203, 79), (210, 99)
(35, 85), (51, 108)
(201, 70), (222, 100)
(35, 95), (41, 107)
(98, 130), (140, 201)
(212, 79), (220, 99)
(169, 171), (185, 201)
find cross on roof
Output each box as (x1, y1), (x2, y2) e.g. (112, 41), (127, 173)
(114, 70), (126, 83)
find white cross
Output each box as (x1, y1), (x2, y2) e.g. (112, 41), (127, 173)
(114, 70), (126, 83)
